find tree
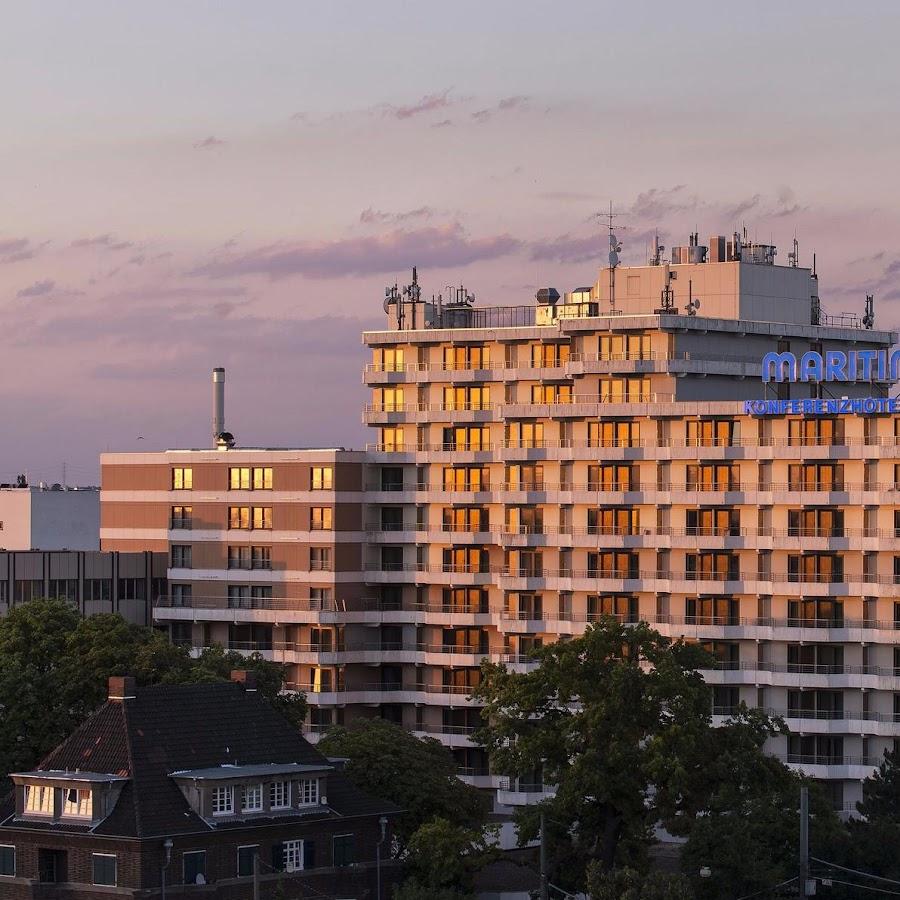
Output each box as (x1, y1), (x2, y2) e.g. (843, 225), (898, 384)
(586, 864), (694, 900)
(317, 718), (489, 851)
(394, 817), (498, 899)
(472, 619), (714, 889)
(0, 600), (306, 778)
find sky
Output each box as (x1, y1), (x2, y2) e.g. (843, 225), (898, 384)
(1, 0), (899, 483)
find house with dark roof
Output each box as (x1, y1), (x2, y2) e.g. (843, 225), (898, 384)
(0, 672), (400, 899)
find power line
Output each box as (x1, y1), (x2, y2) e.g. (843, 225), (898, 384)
(735, 875), (797, 900)
(811, 858), (900, 887)
(816, 878), (900, 896)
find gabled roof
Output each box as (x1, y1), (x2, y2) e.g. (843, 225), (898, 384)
(0, 683), (396, 838)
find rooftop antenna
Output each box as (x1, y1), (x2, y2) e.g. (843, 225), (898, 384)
(599, 202), (624, 311)
(788, 236), (799, 268)
(863, 293), (875, 329)
(650, 232), (665, 266)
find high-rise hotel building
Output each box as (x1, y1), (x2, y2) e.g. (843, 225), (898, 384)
(101, 232), (900, 813)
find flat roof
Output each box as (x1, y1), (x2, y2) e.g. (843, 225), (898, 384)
(11, 770), (127, 783)
(169, 762), (331, 780)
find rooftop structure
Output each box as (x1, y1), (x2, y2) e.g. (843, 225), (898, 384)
(0, 483), (100, 551)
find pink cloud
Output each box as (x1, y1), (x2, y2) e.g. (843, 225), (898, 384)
(193, 136), (226, 150)
(16, 279), (55, 298)
(386, 90), (454, 120)
(192, 224), (522, 280)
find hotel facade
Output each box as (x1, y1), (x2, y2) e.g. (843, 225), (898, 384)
(101, 233), (900, 814)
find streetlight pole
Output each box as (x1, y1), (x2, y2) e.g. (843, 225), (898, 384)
(376, 815), (388, 900)
(539, 811), (549, 900)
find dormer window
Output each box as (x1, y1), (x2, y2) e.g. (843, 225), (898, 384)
(62, 788), (92, 818)
(270, 781), (290, 810)
(24, 785), (53, 816)
(211, 786), (234, 816)
(241, 784), (263, 813)
(298, 778), (319, 806)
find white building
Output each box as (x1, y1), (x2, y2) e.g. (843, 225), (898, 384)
(0, 485), (100, 551)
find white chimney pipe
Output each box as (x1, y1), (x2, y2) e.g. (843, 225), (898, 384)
(212, 367), (225, 444)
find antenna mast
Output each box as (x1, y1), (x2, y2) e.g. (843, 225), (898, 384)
(601, 202), (624, 312)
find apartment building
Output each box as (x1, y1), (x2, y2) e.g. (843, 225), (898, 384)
(102, 231), (900, 813)
(0, 484), (99, 551)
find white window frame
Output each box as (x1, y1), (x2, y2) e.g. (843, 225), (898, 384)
(62, 787), (93, 818)
(241, 783), (263, 813)
(297, 778), (319, 806)
(270, 780), (291, 810)
(283, 839), (304, 872)
(24, 784), (54, 815)
(0, 845), (15, 878)
(91, 853), (117, 887)
(211, 785), (234, 816)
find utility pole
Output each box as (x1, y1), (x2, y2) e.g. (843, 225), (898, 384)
(540, 810), (549, 900)
(799, 785), (810, 897)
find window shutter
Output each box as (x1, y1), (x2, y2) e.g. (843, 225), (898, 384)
(303, 840), (315, 870)
(271, 843), (284, 872)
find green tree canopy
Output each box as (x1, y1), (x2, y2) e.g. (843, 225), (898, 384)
(472, 619), (714, 886)
(472, 618), (838, 896)
(317, 718), (489, 851)
(394, 817), (498, 899)
(0, 599), (305, 778)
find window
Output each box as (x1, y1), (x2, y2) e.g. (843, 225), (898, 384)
(228, 545), (251, 569)
(686, 553), (739, 581)
(311, 507), (333, 530)
(506, 421), (544, 449)
(171, 585), (192, 608)
(237, 846), (258, 878)
(589, 420), (640, 448)
(587, 552), (638, 579)
(380, 426), (405, 452)
(298, 778), (319, 806)
(686, 464), (740, 491)
(92, 854), (116, 887)
(48, 579), (78, 602)
(686, 508), (740, 537)
(252, 546), (272, 570)
(588, 464), (634, 491)
(172, 467), (193, 490)
(599, 376), (650, 402)
(183, 851), (207, 885)
(212, 785), (234, 816)
(252, 507), (272, 529)
(270, 781), (291, 810)
(531, 343), (570, 368)
(312, 467), (333, 490)
(687, 419), (737, 447)
(241, 783), (263, 813)
(531, 384), (571, 404)
(374, 347), (405, 372)
(24, 784), (54, 815)
(171, 505), (192, 529)
(788, 418), (844, 447)
(600, 332), (650, 360)
(230, 467), (251, 490)
(171, 545), (192, 568)
(310, 548), (332, 571)
(441, 426), (490, 452)
(787, 463), (844, 491)
(282, 840), (305, 872)
(253, 467), (273, 490)
(443, 385), (491, 411)
(118, 579), (146, 601)
(62, 788), (92, 818)
(443, 345), (489, 370)
(84, 579), (111, 602)
(443, 466), (489, 491)
(333, 834), (356, 867)
(0, 846), (14, 877)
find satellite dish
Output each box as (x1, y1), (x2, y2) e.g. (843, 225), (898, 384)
(383, 297), (393, 314)
(609, 251), (619, 267)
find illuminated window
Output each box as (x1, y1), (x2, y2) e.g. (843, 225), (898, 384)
(170, 506), (192, 529)
(229, 506), (250, 529)
(312, 467), (333, 490)
(172, 467), (193, 490)
(252, 467), (273, 490)
(62, 788), (92, 818)
(251, 507), (272, 530)
(24, 784), (54, 815)
(311, 507), (333, 530)
(229, 467), (251, 490)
